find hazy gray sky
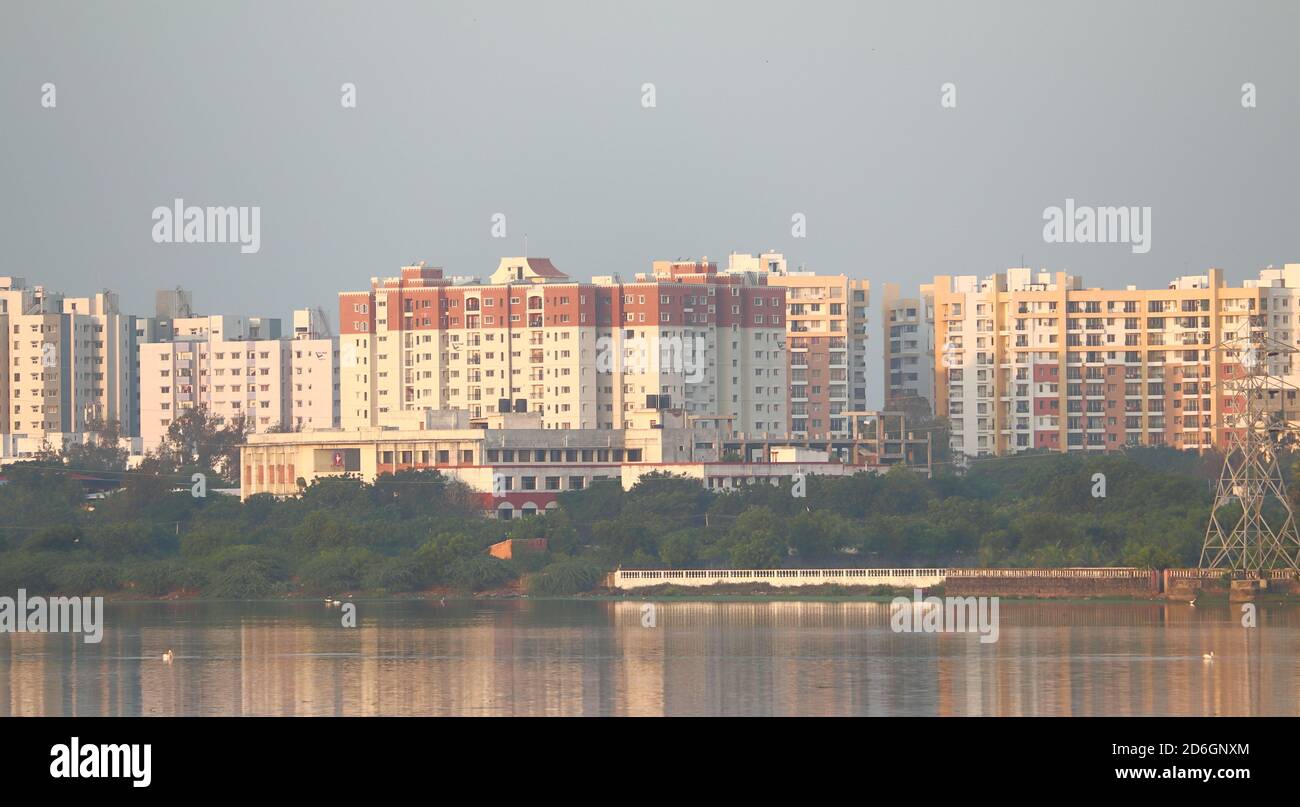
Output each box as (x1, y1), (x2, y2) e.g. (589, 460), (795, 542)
(4, 1), (1298, 406)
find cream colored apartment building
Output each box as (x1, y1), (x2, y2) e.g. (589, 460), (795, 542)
(726, 253), (870, 438)
(0, 277), (135, 439)
(932, 266), (1299, 458)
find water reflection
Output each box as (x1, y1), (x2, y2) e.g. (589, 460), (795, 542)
(0, 600), (1295, 716)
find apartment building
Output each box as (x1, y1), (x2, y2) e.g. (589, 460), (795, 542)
(0, 277), (137, 441)
(338, 257), (787, 436)
(932, 266), (1282, 458)
(132, 289), (286, 438)
(727, 253), (870, 439)
(286, 308), (340, 432)
(139, 309), (337, 450)
(881, 281), (936, 414)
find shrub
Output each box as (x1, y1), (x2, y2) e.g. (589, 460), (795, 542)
(445, 555), (514, 592)
(87, 521), (170, 560)
(527, 558), (605, 595)
(297, 549), (377, 593)
(201, 545), (289, 599)
(0, 552), (58, 594)
(129, 560), (207, 597)
(205, 566), (278, 599)
(22, 525), (82, 553)
(362, 556), (423, 592)
(50, 562), (122, 594)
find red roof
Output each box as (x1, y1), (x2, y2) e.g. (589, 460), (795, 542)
(522, 258), (567, 279)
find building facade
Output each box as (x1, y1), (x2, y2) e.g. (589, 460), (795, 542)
(0, 277), (137, 441)
(931, 266), (1293, 458)
(338, 257), (788, 436)
(881, 281), (935, 415)
(240, 407), (927, 515)
(727, 252), (871, 439)
(139, 310), (337, 450)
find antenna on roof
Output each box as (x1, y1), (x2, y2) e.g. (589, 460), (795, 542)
(523, 234), (528, 258)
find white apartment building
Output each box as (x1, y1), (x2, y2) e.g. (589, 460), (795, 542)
(0, 277), (136, 440)
(139, 309), (337, 450)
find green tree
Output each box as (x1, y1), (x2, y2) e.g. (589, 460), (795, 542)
(722, 507), (787, 568)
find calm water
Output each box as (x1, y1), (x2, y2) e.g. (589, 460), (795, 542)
(1, 599), (1297, 716)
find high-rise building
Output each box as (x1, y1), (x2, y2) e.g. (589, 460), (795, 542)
(132, 288), (286, 438)
(727, 253), (870, 438)
(881, 281), (935, 415)
(60, 291), (136, 433)
(931, 266), (1298, 458)
(338, 257), (787, 435)
(139, 310), (336, 450)
(0, 277), (136, 439)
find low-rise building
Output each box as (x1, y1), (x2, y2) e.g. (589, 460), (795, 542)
(240, 407), (929, 517)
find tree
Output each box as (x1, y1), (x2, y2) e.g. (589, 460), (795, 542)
(162, 406), (247, 483)
(788, 510), (849, 560)
(722, 507), (787, 568)
(658, 529), (701, 567)
(64, 417), (129, 472)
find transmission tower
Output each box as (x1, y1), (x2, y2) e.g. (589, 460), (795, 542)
(1199, 324), (1300, 575)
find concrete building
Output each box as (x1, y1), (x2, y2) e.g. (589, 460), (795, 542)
(60, 292), (136, 434)
(931, 266), (1291, 458)
(0, 277), (137, 440)
(0, 431), (144, 466)
(240, 407), (927, 516)
(727, 252), (870, 439)
(881, 282), (936, 415)
(131, 288), (285, 440)
(338, 257), (787, 436)
(152, 287), (194, 341)
(139, 309), (337, 450)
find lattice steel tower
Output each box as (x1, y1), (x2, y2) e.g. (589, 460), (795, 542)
(1200, 327), (1300, 574)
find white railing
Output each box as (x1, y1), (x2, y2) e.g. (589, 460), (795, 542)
(609, 567), (1268, 589)
(611, 568), (947, 589)
(615, 568), (946, 580)
(946, 567), (1152, 579)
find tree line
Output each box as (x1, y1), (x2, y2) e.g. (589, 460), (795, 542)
(0, 423), (1251, 598)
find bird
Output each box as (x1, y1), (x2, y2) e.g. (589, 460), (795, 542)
(1190, 597), (1198, 607)
(1203, 651), (1215, 661)
(162, 650), (174, 663)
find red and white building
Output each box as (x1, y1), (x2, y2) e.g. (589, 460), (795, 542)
(338, 257), (787, 436)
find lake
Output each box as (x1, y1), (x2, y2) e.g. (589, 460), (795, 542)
(1, 599), (1296, 716)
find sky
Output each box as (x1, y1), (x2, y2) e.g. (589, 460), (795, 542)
(3, 0), (1299, 407)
